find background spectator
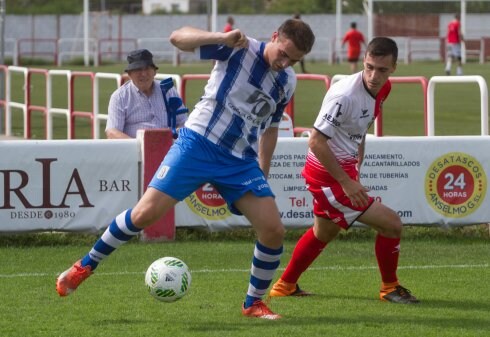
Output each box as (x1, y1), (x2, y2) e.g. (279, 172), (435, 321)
(105, 49), (187, 139)
(445, 13), (464, 75)
(342, 22), (366, 73)
(223, 16), (234, 32)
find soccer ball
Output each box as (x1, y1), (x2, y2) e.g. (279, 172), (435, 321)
(145, 256), (191, 302)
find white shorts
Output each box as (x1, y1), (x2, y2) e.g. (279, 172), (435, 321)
(447, 43), (462, 59)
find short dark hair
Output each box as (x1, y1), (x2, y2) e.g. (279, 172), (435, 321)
(351, 22), (357, 29)
(366, 37), (398, 64)
(278, 19), (315, 54)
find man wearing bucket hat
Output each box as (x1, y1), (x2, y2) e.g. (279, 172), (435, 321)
(105, 49), (187, 139)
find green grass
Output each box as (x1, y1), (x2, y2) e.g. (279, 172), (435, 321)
(0, 227), (488, 337)
(4, 60), (490, 139)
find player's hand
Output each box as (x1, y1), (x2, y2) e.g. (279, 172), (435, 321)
(224, 29), (248, 49)
(343, 180), (370, 208)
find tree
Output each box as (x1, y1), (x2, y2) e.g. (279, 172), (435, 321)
(6, 0), (82, 14)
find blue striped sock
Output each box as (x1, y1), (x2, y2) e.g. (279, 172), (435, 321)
(244, 241), (283, 308)
(81, 209), (141, 270)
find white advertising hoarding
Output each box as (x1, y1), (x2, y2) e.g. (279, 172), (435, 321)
(361, 136), (488, 226)
(0, 140), (140, 233)
(1, 135), (488, 233)
(176, 136), (490, 229)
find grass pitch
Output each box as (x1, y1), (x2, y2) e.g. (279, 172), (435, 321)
(0, 228), (488, 337)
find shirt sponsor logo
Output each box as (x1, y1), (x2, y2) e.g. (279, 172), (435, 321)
(247, 90), (273, 118)
(360, 109), (370, 118)
(324, 114), (341, 127)
(349, 133), (364, 141)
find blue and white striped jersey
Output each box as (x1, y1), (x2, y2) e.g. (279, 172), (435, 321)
(184, 37), (297, 159)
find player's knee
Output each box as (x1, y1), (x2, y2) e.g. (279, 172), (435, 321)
(131, 205), (160, 228)
(388, 215), (403, 237)
(391, 219), (403, 237)
(260, 222), (285, 246)
(378, 212), (402, 238)
(273, 223), (286, 240)
(314, 222), (340, 243)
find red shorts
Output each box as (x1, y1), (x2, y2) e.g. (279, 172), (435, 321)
(347, 48), (361, 62)
(302, 161), (373, 229)
(347, 56), (360, 63)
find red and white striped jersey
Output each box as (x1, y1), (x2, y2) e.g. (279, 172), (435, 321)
(307, 71), (391, 173)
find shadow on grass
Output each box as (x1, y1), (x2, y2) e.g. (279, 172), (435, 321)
(184, 301), (488, 333)
(94, 318), (153, 326)
(306, 293), (490, 312)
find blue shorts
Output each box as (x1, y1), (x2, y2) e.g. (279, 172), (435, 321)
(148, 128), (275, 215)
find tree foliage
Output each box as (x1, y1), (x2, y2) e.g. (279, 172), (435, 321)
(3, 0), (344, 15)
(263, 0), (335, 14)
(5, 0), (140, 14)
(6, 0), (83, 14)
(4, 0), (490, 15)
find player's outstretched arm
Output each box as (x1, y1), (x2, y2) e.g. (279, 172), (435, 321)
(170, 26), (248, 52)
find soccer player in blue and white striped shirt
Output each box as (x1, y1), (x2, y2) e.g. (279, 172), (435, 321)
(56, 19), (315, 320)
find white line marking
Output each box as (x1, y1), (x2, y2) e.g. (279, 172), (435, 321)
(0, 264), (487, 278)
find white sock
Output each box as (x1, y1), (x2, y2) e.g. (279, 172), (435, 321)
(445, 60), (451, 72)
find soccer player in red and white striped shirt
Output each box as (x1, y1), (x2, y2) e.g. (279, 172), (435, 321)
(270, 37), (419, 304)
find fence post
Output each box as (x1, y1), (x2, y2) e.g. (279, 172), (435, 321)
(138, 128), (175, 241)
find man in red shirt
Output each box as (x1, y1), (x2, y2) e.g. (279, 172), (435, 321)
(445, 13), (464, 75)
(342, 22), (366, 73)
(223, 16), (234, 33)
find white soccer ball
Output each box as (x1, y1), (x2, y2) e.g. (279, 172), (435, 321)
(145, 256), (191, 302)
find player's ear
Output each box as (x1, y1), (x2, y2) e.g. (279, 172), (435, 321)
(391, 61), (397, 72)
(271, 31), (279, 42)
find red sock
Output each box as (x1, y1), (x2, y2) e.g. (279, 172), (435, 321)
(282, 227), (327, 284)
(375, 234), (400, 284)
